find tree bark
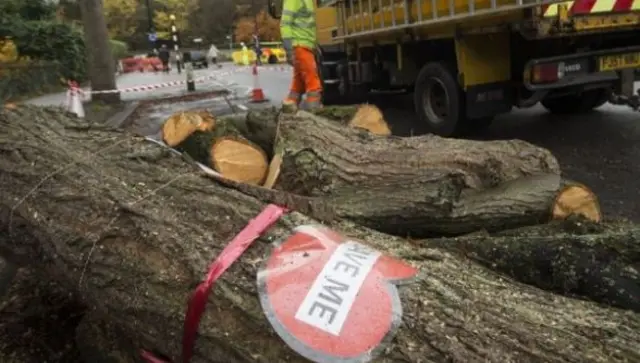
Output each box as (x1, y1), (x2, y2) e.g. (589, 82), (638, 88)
(0, 106), (638, 363)
(79, 0), (119, 103)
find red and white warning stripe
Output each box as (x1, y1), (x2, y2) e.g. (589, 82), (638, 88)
(541, 0), (640, 17)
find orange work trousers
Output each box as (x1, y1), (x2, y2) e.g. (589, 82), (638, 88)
(285, 46), (322, 106)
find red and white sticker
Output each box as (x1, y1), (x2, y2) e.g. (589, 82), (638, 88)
(257, 224), (418, 362)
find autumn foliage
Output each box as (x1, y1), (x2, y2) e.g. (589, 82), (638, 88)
(234, 10), (281, 43)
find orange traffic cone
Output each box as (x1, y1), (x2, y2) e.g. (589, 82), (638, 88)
(250, 63), (268, 103)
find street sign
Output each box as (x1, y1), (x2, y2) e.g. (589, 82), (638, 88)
(257, 224), (418, 363)
(148, 33), (157, 42)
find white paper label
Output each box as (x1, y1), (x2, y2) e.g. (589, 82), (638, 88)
(294, 240), (381, 336)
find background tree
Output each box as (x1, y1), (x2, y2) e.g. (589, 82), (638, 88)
(187, 0), (238, 45)
(79, 0), (119, 103)
(234, 10), (280, 43)
(103, 0), (138, 40)
(152, 0), (199, 39)
(0, 0), (86, 81)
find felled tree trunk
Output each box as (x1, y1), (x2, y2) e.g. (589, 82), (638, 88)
(0, 106), (638, 363)
(232, 108), (601, 236)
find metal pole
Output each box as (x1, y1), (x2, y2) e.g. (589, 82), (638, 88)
(145, 0), (156, 54)
(253, 0), (261, 65)
(170, 14), (182, 74)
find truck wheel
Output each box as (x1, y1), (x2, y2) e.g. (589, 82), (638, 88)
(414, 62), (464, 137)
(268, 55), (278, 64)
(541, 88), (609, 114)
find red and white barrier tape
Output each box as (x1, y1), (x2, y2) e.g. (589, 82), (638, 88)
(89, 69), (239, 94)
(87, 65), (291, 95)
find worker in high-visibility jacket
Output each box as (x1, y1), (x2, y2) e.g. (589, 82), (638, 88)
(241, 42), (250, 66)
(281, 0), (322, 111)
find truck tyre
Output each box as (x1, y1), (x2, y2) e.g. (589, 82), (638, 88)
(541, 88), (610, 114)
(414, 62), (464, 137)
(268, 55), (278, 64)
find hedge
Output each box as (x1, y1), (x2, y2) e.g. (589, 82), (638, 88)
(0, 61), (64, 101)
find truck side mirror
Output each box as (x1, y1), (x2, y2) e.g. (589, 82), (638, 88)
(268, 0), (282, 19)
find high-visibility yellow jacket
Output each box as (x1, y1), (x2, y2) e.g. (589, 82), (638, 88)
(280, 0), (316, 49)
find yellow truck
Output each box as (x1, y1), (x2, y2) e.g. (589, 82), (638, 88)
(268, 0), (640, 136)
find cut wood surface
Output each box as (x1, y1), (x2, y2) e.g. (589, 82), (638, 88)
(263, 153), (282, 189)
(211, 136), (268, 185)
(314, 104), (391, 135)
(161, 110), (215, 147)
(0, 106), (638, 363)
(552, 181), (602, 222)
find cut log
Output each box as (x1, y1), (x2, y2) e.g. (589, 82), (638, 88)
(347, 104), (391, 135)
(0, 106), (638, 363)
(216, 108), (601, 236)
(330, 173), (602, 236)
(235, 104), (391, 158)
(272, 110), (600, 236)
(312, 104), (391, 135)
(174, 131), (268, 185)
(161, 110), (215, 147)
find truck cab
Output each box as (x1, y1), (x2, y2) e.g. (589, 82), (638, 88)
(269, 0), (640, 136)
